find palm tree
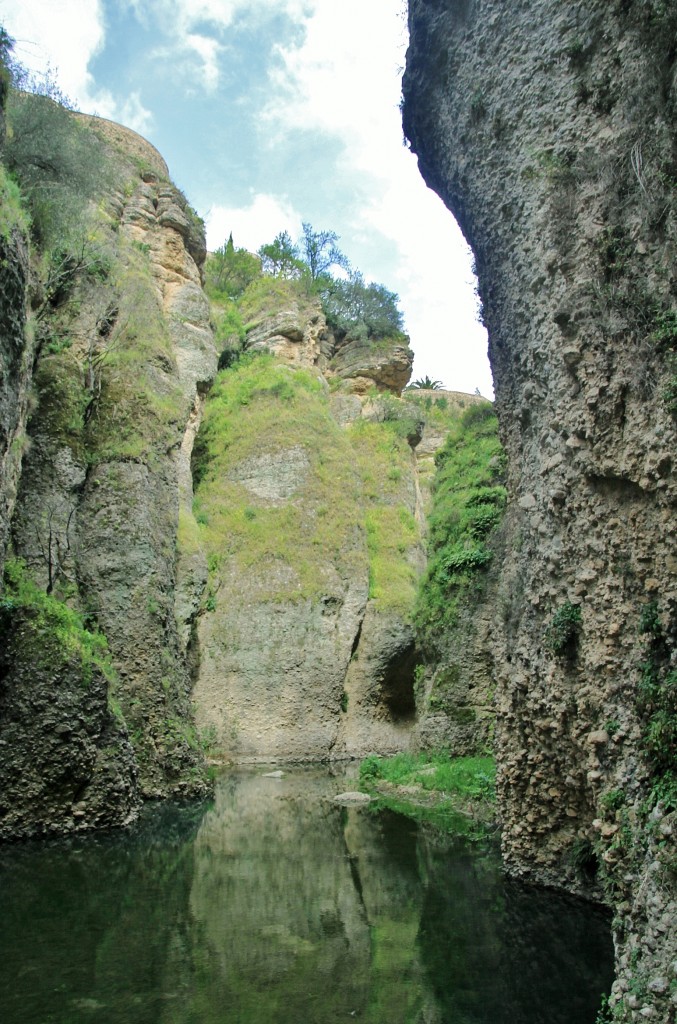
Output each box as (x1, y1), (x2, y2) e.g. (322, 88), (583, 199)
(407, 375), (444, 390)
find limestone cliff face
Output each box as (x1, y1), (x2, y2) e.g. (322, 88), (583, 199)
(1, 117), (217, 836)
(404, 1), (677, 1017)
(190, 295), (427, 761)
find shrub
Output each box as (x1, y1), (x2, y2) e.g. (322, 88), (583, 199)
(5, 83), (111, 249)
(545, 601), (582, 656)
(414, 402), (505, 649)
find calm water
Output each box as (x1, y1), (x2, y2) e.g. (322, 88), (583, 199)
(0, 768), (613, 1024)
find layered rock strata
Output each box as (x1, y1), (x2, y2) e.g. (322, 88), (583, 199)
(404, 1), (677, 1017)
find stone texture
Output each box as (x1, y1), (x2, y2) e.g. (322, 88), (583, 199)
(5, 116), (217, 831)
(333, 606), (419, 758)
(404, 1), (677, 1016)
(329, 334), (414, 394)
(0, 228), (32, 580)
(0, 606), (138, 840)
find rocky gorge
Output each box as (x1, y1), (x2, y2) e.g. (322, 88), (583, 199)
(1, 5), (673, 1018)
(0, 80), (494, 841)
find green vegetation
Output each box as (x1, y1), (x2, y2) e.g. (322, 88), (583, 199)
(192, 351), (433, 616)
(545, 600), (583, 657)
(348, 416), (420, 616)
(360, 751), (495, 801)
(203, 222), (406, 370)
(414, 402), (505, 651)
(406, 375), (444, 390)
(359, 751), (496, 836)
(192, 353), (367, 602)
(4, 54), (114, 254)
(0, 558), (117, 687)
(0, 163), (29, 240)
(637, 601), (677, 811)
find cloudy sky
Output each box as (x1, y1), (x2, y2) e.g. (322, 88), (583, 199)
(1, 0), (493, 396)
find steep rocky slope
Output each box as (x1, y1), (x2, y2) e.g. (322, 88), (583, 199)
(1, 115), (216, 837)
(403, 1), (677, 1018)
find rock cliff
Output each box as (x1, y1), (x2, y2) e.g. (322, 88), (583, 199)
(0, 91), (498, 841)
(190, 290), (431, 762)
(1, 114), (217, 837)
(403, 1), (677, 1018)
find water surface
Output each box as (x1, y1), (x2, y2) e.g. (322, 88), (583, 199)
(0, 768), (613, 1024)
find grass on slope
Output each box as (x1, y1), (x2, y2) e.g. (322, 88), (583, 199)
(192, 353), (367, 603)
(414, 402), (506, 651)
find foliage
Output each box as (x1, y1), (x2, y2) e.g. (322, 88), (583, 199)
(359, 751), (496, 803)
(298, 221), (350, 282)
(0, 558), (116, 687)
(257, 229), (306, 280)
(204, 234), (260, 300)
(348, 417), (421, 616)
(407, 376), (444, 390)
(414, 402), (505, 650)
(545, 601), (582, 657)
(0, 162), (29, 241)
(321, 272), (405, 340)
(637, 602), (677, 810)
(4, 77), (111, 250)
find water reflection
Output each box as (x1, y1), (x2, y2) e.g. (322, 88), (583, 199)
(0, 768), (613, 1024)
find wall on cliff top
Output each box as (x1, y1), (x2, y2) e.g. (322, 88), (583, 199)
(403, 0), (677, 1017)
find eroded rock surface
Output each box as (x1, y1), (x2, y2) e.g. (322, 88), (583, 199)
(404, 2), (677, 1017)
(5, 117), (217, 829)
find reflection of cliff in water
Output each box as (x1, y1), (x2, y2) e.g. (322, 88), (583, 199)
(0, 769), (613, 1024)
(418, 838), (614, 1024)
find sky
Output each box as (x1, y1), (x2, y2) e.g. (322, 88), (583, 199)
(1, 0), (493, 397)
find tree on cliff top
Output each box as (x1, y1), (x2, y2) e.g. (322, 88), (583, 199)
(206, 234), (260, 299)
(299, 221), (350, 282)
(258, 230), (305, 280)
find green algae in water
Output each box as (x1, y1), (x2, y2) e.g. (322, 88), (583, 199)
(0, 769), (613, 1024)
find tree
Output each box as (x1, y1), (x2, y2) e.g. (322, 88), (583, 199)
(407, 376), (445, 390)
(205, 234), (260, 299)
(258, 230), (305, 279)
(299, 221), (350, 283)
(4, 74), (110, 248)
(321, 272), (404, 339)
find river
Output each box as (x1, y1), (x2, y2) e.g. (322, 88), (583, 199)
(0, 767), (613, 1024)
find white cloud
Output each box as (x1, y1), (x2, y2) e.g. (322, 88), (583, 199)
(124, 0), (312, 92)
(1, 0), (154, 132)
(205, 193), (303, 254)
(1, 0), (106, 104)
(186, 34), (222, 93)
(260, 1), (493, 396)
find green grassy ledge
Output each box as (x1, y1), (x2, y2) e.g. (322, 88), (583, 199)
(358, 752), (497, 837)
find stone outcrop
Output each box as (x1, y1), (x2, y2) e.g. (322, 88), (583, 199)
(404, 1), (677, 1017)
(241, 290), (415, 394)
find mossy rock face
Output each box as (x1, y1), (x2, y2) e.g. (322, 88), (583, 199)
(192, 355), (371, 759)
(0, 224), (31, 579)
(0, 568), (138, 839)
(4, 129), (216, 813)
(190, 352), (431, 761)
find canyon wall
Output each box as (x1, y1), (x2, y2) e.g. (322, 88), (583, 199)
(403, 1), (677, 1018)
(0, 118), (217, 837)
